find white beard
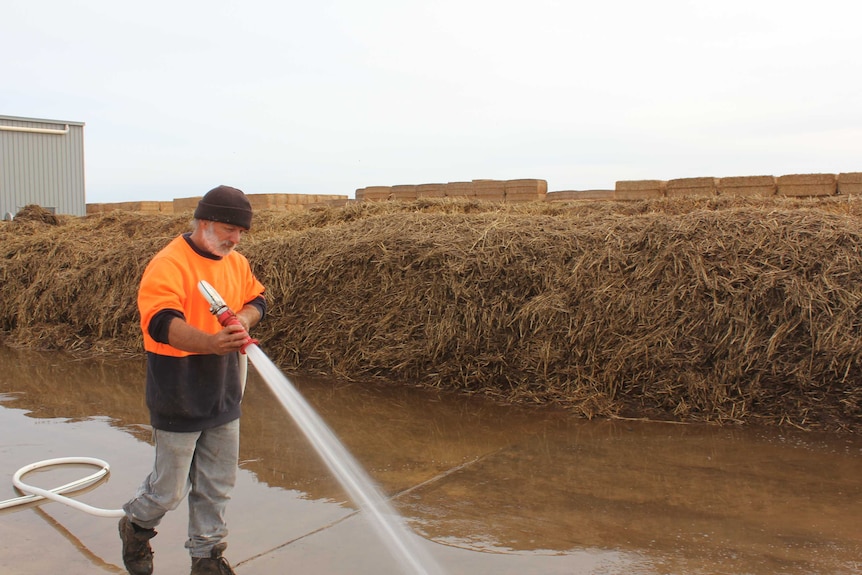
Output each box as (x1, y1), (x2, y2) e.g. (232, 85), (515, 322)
(202, 223), (236, 257)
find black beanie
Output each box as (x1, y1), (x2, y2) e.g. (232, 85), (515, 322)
(194, 185), (253, 229)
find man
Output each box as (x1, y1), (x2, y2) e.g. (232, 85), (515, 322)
(119, 185), (266, 575)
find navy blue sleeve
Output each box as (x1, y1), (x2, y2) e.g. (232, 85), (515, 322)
(245, 295), (267, 322)
(148, 309), (185, 344)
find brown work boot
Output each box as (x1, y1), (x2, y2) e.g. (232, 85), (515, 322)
(190, 542), (236, 575)
(118, 516), (156, 575)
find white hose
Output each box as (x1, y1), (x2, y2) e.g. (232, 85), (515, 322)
(1, 456), (125, 517)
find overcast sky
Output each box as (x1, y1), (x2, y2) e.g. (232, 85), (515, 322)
(3, 0), (860, 203)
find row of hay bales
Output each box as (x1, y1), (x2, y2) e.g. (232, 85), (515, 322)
(83, 173), (862, 215)
(594, 172), (862, 201)
(356, 179), (549, 202)
(359, 173), (862, 203)
(86, 193), (350, 215)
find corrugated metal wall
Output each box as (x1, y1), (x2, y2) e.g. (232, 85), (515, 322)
(0, 115), (86, 218)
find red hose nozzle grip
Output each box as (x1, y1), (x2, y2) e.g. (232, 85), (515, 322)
(215, 308), (259, 354)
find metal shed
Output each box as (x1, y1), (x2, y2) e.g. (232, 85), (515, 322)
(0, 115), (86, 219)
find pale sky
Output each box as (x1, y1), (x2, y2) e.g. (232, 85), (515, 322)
(3, 0), (860, 203)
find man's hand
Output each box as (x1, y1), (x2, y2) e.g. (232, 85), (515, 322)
(167, 317), (251, 355)
(212, 323), (252, 355)
(235, 304), (262, 333)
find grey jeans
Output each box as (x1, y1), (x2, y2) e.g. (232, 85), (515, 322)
(123, 418), (240, 558)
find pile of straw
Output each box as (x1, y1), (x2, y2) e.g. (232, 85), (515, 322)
(2, 197), (861, 431)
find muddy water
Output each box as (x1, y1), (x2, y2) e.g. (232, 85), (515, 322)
(0, 345), (860, 575)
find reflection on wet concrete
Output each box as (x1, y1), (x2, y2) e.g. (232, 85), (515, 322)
(409, 425), (862, 574)
(1, 345), (860, 574)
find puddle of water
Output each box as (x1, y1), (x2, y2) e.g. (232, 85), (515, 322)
(0, 345), (860, 575)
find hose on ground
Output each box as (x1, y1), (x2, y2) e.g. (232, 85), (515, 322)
(1, 456), (124, 517)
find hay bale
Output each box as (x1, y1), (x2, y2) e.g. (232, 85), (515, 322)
(130, 202), (161, 214)
(546, 190), (615, 202)
(504, 179), (548, 194)
(472, 179), (505, 200)
(504, 179), (548, 202)
(416, 183), (446, 198)
(305, 198), (350, 209)
(361, 186), (392, 202)
(615, 180), (666, 200)
(86, 201), (162, 214)
(445, 181), (475, 198)
(777, 173), (837, 197)
(159, 201), (174, 214)
(717, 175), (776, 197)
(838, 172), (862, 195)
(391, 185), (418, 201)
(246, 194), (283, 210)
(281, 204), (306, 213)
(666, 177), (718, 198)
(173, 196), (201, 213)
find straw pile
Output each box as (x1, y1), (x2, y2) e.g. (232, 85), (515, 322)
(2, 197), (861, 432)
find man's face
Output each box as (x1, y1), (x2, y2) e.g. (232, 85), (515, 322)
(202, 221), (244, 256)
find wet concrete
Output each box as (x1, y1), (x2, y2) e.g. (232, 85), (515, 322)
(0, 345), (860, 574)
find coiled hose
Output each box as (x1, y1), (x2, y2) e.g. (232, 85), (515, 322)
(0, 456), (124, 517)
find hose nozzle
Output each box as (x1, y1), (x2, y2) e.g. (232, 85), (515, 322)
(197, 280), (258, 353)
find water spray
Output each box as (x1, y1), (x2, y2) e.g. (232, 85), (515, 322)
(197, 280), (445, 575)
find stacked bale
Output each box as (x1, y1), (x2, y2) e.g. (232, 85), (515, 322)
(838, 172), (862, 195)
(717, 176), (776, 197)
(504, 179), (548, 202)
(615, 180), (667, 200)
(359, 186), (392, 202)
(546, 190), (615, 202)
(306, 198), (351, 209)
(416, 184), (446, 198)
(282, 194), (304, 208)
(247, 193), (349, 211)
(444, 181), (475, 198)
(472, 179), (506, 201)
(173, 196), (202, 213)
(391, 185), (418, 201)
(666, 177), (718, 198)
(777, 174), (837, 197)
(246, 194), (284, 211)
(87, 201), (164, 214)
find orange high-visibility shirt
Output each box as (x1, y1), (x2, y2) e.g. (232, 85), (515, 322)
(138, 234), (266, 357)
